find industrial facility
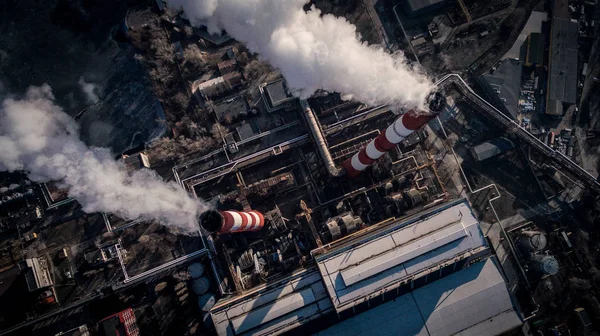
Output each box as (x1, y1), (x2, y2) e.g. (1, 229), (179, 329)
(167, 84), (532, 335)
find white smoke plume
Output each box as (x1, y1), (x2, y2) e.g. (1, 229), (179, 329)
(166, 0), (434, 109)
(0, 85), (207, 232)
(78, 76), (101, 104)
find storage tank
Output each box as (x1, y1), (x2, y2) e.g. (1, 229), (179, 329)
(188, 263), (205, 278)
(342, 92), (446, 178)
(192, 277), (210, 295)
(198, 293), (216, 312)
(199, 209), (265, 234)
(548, 132), (555, 147)
(518, 231), (547, 252)
(531, 254), (559, 275)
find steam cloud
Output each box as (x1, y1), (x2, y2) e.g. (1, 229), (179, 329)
(0, 86), (207, 232)
(167, 0), (434, 109)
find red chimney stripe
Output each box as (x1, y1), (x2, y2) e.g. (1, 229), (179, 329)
(357, 148), (375, 165)
(401, 111), (435, 130)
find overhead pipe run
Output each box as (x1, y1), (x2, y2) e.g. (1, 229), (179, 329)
(342, 92), (446, 178)
(300, 99), (343, 177)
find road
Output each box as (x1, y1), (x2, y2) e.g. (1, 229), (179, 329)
(437, 74), (600, 195)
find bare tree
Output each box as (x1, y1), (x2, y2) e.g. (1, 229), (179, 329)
(184, 44), (205, 69)
(244, 60), (272, 82)
(151, 36), (174, 64)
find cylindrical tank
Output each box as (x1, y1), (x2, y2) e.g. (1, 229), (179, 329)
(192, 277), (210, 295)
(188, 263), (205, 278)
(518, 231), (547, 252)
(199, 209), (265, 234)
(202, 312), (214, 329)
(548, 132), (555, 147)
(342, 92), (446, 178)
(198, 293), (216, 312)
(531, 254), (559, 275)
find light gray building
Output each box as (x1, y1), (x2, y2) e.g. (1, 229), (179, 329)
(209, 199), (522, 335)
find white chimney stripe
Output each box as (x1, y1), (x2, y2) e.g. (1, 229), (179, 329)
(385, 125), (404, 144)
(366, 141), (385, 159)
(228, 211), (243, 231)
(351, 154), (368, 171)
(241, 212), (253, 230)
(395, 116), (413, 137)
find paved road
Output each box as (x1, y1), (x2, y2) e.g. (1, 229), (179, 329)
(438, 74), (600, 195)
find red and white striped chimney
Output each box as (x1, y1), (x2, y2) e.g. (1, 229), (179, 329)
(199, 209), (265, 234)
(342, 92), (446, 178)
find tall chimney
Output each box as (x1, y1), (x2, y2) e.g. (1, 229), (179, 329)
(342, 92), (446, 178)
(199, 209), (265, 234)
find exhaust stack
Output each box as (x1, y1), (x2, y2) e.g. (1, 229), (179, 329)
(199, 209), (265, 234)
(342, 92), (446, 178)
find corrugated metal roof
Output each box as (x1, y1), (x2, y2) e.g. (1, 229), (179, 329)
(316, 258), (522, 336)
(548, 18), (578, 107)
(210, 269), (333, 335)
(471, 137), (515, 161)
(316, 199), (487, 312)
(407, 0), (445, 12)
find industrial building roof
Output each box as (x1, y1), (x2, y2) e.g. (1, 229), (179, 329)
(471, 137), (515, 161)
(264, 80), (294, 108)
(210, 269), (333, 336)
(547, 18), (578, 113)
(316, 199), (487, 312)
(316, 257), (522, 336)
(481, 58), (522, 119)
(406, 0), (446, 13)
(521, 33), (545, 66)
(213, 96), (248, 123)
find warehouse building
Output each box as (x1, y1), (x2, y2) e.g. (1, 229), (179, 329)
(480, 59), (523, 119)
(520, 32), (546, 67)
(471, 137), (516, 161)
(546, 18), (578, 116)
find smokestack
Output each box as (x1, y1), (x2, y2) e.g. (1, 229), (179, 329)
(199, 209), (265, 234)
(342, 92), (446, 178)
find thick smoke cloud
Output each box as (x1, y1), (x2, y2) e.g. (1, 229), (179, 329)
(167, 0), (434, 109)
(0, 85), (206, 232)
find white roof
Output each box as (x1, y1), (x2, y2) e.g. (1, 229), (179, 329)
(316, 199), (487, 312)
(211, 269), (333, 335)
(317, 258), (522, 336)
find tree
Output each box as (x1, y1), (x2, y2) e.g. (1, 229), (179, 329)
(183, 44), (205, 69)
(171, 92), (189, 111)
(151, 36), (174, 64)
(211, 123), (227, 141)
(244, 60), (272, 82)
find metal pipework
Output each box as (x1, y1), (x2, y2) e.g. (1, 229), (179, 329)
(199, 209), (265, 234)
(342, 92), (446, 178)
(300, 99), (343, 177)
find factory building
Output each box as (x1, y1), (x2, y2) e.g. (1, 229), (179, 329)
(405, 0), (446, 16)
(546, 18), (579, 116)
(192, 76), (232, 99)
(98, 308), (140, 336)
(520, 32), (546, 67)
(480, 59), (522, 119)
(471, 137), (515, 161)
(208, 199), (522, 335)
(21, 257), (53, 291)
(260, 79), (295, 112)
(317, 257), (522, 336)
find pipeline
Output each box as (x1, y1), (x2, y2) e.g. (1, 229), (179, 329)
(300, 99), (343, 177)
